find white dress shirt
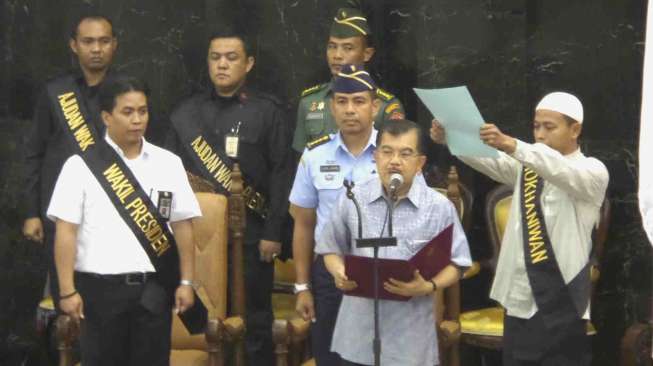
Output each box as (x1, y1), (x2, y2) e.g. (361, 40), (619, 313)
(459, 139), (609, 319)
(47, 136), (202, 274)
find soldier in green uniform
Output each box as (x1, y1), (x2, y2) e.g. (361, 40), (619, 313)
(292, 5), (406, 152)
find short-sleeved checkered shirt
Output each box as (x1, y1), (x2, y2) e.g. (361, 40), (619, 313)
(315, 176), (471, 366)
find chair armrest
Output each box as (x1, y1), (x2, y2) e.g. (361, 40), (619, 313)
(223, 316), (245, 343)
(439, 319), (462, 347)
(205, 318), (224, 349)
(273, 319), (291, 345)
(272, 317), (311, 347)
(289, 317), (311, 344)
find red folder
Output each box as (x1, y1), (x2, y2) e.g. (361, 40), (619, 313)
(344, 224), (453, 301)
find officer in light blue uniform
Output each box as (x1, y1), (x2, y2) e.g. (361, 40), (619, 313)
(289, 64), (381, 365)
(290, 129), (378, 241)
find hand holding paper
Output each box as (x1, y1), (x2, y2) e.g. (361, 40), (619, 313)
(334, 267), (358, 291)
(384, 269), (434, 298)
(479, 123), (517, 154)
(344, 224), (454, 301)
(415, 86), (499, 158)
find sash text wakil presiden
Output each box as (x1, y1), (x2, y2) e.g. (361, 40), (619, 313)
(316, 120), (472, 366)
(47, 76), (201, 366)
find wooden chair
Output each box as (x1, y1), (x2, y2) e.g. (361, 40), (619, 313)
(431, 166), (475, 366)
(54, 169), (248, 366)
(169, 171), (245, 366)
(271, 258), (311, 366)
(458, 184), (611, 353)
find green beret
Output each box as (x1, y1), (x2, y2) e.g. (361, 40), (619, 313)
(330, 7), (371, 38)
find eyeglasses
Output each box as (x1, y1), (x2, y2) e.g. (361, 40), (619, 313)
(377, 147), (421, 161)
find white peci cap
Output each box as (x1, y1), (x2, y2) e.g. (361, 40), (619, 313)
(535, 92), (584, 124)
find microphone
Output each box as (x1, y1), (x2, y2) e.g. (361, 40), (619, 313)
(388, 173), (404, 195)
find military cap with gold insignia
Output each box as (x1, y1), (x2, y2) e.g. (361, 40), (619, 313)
(332, 64), (377, 93)
(330, 6), (371, 38)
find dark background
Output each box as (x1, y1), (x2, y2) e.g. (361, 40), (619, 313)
(1, 0), (651, 365)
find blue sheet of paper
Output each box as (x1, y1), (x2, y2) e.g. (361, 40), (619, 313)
(414, 86), (499, 158)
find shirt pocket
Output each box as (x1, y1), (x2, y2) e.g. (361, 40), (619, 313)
(237, 122), (262, 145)
(314, 172), (344, 202)
(542, 191), (562, 217)
(305, 118), (326, 140)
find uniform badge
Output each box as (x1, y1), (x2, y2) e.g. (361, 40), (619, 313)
(320, 165), (340, 172)
(376, 88), (396, 102)
(158, 191), (173, 220)
(306, 135), (331, 150)
(389, 111), (405, 120)
(225, 121), (241, 158)
(385, 103), (400, 114)
(317, 101), (325, 111)
(310, 101), (318, 112)
(307, 112), (324, 120)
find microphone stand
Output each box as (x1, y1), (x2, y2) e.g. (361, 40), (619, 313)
(344, 180), (397, 366)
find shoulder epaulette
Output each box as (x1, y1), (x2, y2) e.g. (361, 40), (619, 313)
(306, 135), (331, 150)
(376, 87), (395, 102)
(301, 83), (327, 97)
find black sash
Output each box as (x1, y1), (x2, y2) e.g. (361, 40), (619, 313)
(47, 76), (207, 334)
(519, 167), (591, 329)
(170, 97), (269, 217)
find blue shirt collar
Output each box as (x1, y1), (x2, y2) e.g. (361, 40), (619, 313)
(334, 129), (377, 157)
(368, 174), (424, 209)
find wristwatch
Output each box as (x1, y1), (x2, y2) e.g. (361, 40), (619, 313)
(180, 279), (194, 287)
(293, 283), (311, 294)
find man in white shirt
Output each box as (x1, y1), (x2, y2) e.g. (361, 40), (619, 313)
(430, 92), (609, 366)
(48, 76), (201, 366)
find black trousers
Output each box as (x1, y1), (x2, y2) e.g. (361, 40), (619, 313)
(312, 255), (343, 366)
(243, 243), (275, 366)
(76, 272), (172, 366)
(503, 313), (590, 366)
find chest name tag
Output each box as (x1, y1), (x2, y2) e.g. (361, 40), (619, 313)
(320, 165), (340, 173)
(307, 112), (324, 120)
(157, 191), (173, 220)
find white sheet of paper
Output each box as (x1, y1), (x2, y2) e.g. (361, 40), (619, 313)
(414, 86), (499, 158)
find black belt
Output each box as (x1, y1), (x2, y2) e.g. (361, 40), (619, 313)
(76, 271), (156, 285)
